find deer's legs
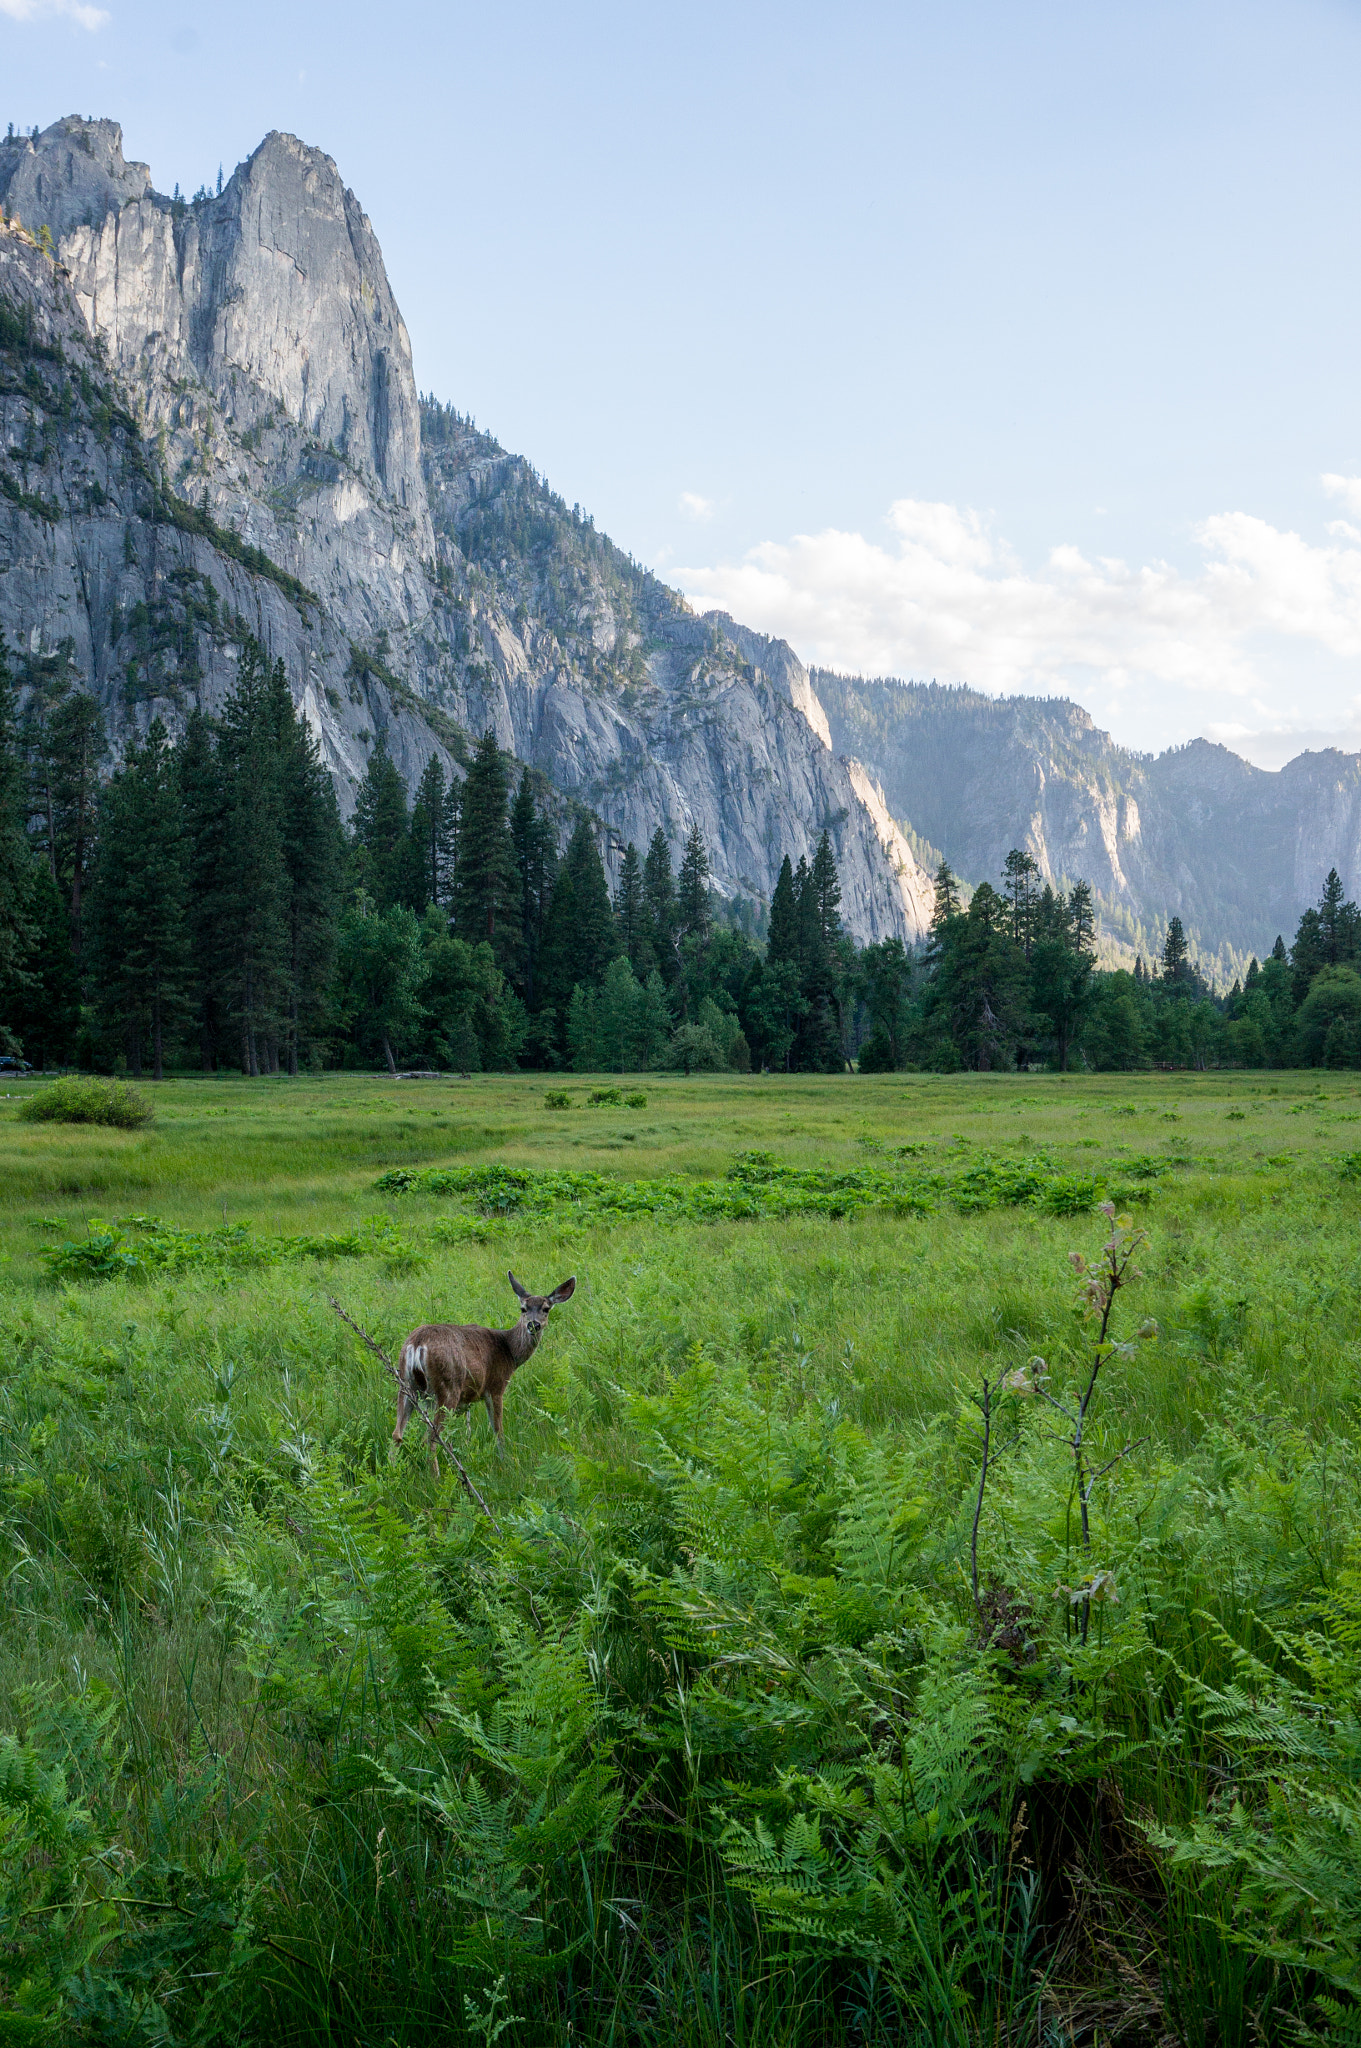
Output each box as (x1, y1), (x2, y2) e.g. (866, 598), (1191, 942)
(486, 1391), (504, 1449)
(427, 1404), (447, 1480)
(390, 1386), (414, 1459)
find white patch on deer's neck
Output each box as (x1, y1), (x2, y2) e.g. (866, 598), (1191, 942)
(509, 1315), (543, 1364)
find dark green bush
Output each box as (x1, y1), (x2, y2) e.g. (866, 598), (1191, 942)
(17, 1076), (153, 1128)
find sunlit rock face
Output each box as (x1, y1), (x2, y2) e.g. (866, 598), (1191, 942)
(0, 116), (935, 939)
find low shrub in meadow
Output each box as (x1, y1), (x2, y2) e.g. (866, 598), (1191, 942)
(17, 1076), (153, 1128)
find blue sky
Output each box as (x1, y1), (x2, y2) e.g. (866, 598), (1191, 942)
(5, 0), (1361, 764)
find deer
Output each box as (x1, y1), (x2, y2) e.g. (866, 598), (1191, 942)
(391, 1272), (576, 1472)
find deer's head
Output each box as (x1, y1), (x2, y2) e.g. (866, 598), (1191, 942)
(509, 1272), (576, 1345)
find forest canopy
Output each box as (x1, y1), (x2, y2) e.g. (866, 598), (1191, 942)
(0, 641), (1356, 1075)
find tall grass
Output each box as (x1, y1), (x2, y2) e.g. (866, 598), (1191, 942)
(0, 1070), (1359, 2040)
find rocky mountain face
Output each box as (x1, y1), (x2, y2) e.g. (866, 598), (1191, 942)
(814, 674), (1361, 977)
(0, 116), (933, 944)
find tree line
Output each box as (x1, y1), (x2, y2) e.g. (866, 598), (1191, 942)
(2, 642), (1359, 1076)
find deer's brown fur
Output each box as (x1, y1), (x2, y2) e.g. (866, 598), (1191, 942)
(392, 1272), (575, 1471)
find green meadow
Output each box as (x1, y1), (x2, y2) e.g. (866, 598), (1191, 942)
(2, 1069), (1360, 2044)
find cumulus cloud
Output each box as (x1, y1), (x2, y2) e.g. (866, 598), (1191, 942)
(677, 480), (1361, 757)
(0, 0), (109, 25)
(678, 491), (714, 521)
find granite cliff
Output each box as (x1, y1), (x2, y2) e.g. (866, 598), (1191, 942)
(0, 117), (933, 943)
(815, 674), (1361, 976)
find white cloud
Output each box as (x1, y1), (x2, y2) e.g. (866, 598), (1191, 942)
(678, 490), (714, 521)
(0, 0), (109, 26)
(677, 482), (1361, 757)
(1322, 473), (1361, 517)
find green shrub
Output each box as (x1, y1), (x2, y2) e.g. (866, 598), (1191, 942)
(544, 1089), (572, 1110)
(588, 1087), (623, 1107)
(18, 1076), (153, 1128)
(625, 1090), (647, 1107)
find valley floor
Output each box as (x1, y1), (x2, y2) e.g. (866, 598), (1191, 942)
(2, 1071), (1358, 2043)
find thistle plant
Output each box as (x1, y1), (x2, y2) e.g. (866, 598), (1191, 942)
(1025, 1201), (1154, 1643)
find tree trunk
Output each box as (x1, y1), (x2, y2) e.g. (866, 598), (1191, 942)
(382, 1030), (397, 1078)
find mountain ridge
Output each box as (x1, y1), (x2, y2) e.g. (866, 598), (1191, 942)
(2, 113), (1355, 967)
(812, 671), (1361, 978)
(0, 115), (933, 945)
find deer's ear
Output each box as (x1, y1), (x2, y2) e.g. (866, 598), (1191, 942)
(508, 1271), (529, 1301)
(550, 1277), (576, 1303)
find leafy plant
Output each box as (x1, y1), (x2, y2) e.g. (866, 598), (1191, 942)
(18, 1076), (153, 1128)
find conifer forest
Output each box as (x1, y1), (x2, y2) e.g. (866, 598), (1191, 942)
(5, 641), (1361, 1087)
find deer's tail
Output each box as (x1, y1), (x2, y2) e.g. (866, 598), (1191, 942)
(402, 1342), (429, 1397)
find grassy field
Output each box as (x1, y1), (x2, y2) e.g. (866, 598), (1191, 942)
(2, 1069), (1360, 2044)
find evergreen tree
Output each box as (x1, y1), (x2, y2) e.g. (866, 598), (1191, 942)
(643, 828), (677, 979)
(7, 864), (78, 1068)
(215, 647), (290, 1074)
(1162, 916), (1191, 989)
(793, 853), (842, 1071)
(1317, 868), (1359, 964)
(1001, 848), (1039, 957)
(454, 730), (520, 969)
(0, 648), (33, 1035)
(812, 831), (842, 944)
(352, 738), (412, 910)
(178, 708), (228, 1071)
(264, 659), (343, 1074)
(1067, 880), (1096, 955)
(47, 691), (104, 960)
(409, 754), (449, 910)
(1030, 932), (1094, 1072)
(677, 822), (711, 941)
(615, 842), (646, 968)
(766, 855), (799, 970)
(24, 688), (104, 963)
(89, 720), (187, 1079)
(539, 817), (618, 1017)
(930, 858), (961, 933)
(510, 768), (555, 1005)
(858, 938), (912, 1070)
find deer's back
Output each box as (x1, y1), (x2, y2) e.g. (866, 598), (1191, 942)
(403, 1321), (501, 1408)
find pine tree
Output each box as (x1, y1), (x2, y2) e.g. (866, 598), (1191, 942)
(643, 828), (677, 980)
(1001, 848), (1039, 957)
(352, 738), (411, 910)
(264, 659), (343, 1073)
(791, 850), (843, 1072)
(930, 858), (961, 934)
(24, 688), (104, 963)
(615, 842), (645, 967)
(539, 817), (618, 1015)
(89, 720), (187, 1079)
(409, 754), (448, 910)
(766, 855), (799, 969)
(511, 768), (555, 1005)
(811, 830), (842, 946)
(677, 822), (711, 941)
(178, 707), (227, 1070)
(1162, 916), (1191, 988)
(215, 646), (290, 1074)
(454, 730), (520, 970)
(1067, 880), (1096, 955)
(0, 647), (33, 1020)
